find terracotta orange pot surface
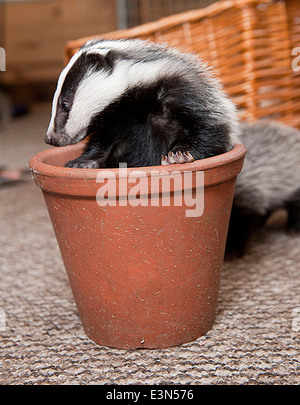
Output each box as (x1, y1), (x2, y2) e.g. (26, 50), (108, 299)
(29, 143), (246, 349)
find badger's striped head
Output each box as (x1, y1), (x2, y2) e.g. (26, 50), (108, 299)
(45, 38), (185, 147)
(45, 42), (116, 146)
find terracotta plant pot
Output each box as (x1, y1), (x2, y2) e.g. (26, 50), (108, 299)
(29, 143), (246, 349)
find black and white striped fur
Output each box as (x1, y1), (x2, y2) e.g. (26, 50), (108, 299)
(226, 120), (300, 257)
(45, 38), (238, 168)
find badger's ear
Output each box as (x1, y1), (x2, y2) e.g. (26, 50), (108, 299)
(104, 50), (117, 70)
(85, 51), (116, 73)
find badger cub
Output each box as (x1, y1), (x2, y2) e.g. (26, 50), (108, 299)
(226, 120), (300, 257)
(46, 38), (238, 168)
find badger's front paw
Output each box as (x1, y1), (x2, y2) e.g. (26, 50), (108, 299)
(161, 151), (194, 165)
(64, 158), (100, 169)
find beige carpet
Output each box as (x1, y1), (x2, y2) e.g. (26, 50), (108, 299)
(0, 104), (299, 384)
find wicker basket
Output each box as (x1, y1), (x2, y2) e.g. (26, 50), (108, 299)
(65, 0), (300, 128)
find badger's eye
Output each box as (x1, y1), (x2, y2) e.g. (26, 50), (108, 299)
(61, 101), (70, 113)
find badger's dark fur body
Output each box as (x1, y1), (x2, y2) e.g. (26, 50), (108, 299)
(226, 120), (300, 257)
(46, 38), (238, 168)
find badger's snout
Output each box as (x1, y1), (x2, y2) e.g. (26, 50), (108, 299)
(45, 131), (71, 147)
(44, 132), (54, 145)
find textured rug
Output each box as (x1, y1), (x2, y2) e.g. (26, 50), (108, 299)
(0, 104), (299, 385)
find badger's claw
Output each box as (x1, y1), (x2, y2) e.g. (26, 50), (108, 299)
(64, 158), (99, 169)
(161, 151), (194, 165)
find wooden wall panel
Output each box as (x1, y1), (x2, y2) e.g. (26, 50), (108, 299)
(2, 0), (117, 85)
(127, 0), (216, 27)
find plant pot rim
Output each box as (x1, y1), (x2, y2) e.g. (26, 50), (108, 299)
(29, 142), (246, 180)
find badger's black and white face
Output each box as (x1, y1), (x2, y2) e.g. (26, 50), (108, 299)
(45, 38), (194, 147)
(45, 42), (117, 146)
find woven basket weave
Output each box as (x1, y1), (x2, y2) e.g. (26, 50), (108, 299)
(65, 0), (300, 128)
